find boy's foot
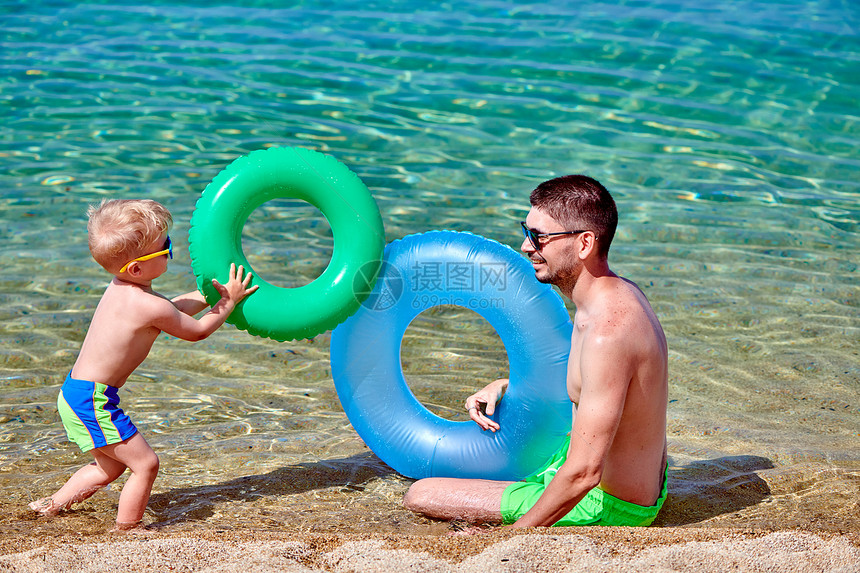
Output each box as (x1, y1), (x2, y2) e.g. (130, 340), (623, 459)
(111, 522), (154, 535)
(29, 497), (62, 517)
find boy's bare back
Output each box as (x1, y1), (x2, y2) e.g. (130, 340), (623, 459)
(72, 279), (173, 387)
(73, 261), (256, 388)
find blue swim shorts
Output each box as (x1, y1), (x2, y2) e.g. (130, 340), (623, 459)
(56, 374), (138, 452)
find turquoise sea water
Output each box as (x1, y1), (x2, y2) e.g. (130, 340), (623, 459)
(1, 1), (857, 536)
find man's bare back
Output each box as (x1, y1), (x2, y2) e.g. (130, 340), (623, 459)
(566, 274), (667, 507)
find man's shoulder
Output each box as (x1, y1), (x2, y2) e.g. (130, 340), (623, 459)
(593, 276), (651, 318)
(590, 277), (663, 345)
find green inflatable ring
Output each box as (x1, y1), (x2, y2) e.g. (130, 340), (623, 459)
(189, 147), (385, 341)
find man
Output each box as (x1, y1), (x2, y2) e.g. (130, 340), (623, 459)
(403, 175), (669, 528)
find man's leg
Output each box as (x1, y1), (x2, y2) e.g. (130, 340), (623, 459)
(403, 477), (514, 524)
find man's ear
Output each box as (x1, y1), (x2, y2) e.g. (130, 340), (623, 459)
(577, 231), (598, 260)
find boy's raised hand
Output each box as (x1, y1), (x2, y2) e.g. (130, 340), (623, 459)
(212, 263), (259, 304)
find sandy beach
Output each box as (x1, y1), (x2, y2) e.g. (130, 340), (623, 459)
(1, 526), (858, 572)
(3, 484), (859, 573)
(3, 429), (857, 572)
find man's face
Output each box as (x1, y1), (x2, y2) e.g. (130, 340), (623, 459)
(521, 207), (582, 288)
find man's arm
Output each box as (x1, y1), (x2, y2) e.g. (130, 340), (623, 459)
(511, 333), (632, 528)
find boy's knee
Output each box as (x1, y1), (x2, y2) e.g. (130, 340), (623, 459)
(136, 452), (160, 479)
(148, 453), (160, 474)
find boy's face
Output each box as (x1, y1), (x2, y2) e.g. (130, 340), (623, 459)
(121, 232), (171, 279)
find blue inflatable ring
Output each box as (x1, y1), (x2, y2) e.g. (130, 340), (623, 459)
(331, 231), (573, 481)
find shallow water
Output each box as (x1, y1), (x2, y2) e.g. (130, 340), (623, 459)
(1, 0), (857, 537)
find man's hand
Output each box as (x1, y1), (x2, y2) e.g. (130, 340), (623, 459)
(464, 378), (508, 432)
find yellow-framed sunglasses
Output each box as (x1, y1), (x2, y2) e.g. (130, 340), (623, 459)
(119, 236), (173, 273)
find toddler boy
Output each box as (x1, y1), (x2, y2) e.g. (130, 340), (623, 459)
(29, 199), (258, 530)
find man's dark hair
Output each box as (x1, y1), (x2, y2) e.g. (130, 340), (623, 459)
(530, 175), (618, 258)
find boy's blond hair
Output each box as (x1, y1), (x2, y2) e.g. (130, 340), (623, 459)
(87, 199), (173, 272)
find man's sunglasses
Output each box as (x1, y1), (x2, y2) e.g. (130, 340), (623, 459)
(119, 236), (173, 273)
(520, 221), (588, 251)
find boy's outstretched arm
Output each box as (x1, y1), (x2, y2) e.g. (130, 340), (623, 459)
(153, 264), (258, 341)
(171, 290), (209, 316)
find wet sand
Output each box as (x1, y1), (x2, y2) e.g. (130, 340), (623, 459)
(3, 451), (858, 572)
(1, 526), (858, 572)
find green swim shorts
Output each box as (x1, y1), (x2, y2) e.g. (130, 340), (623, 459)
(500, 435), (668, 527)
